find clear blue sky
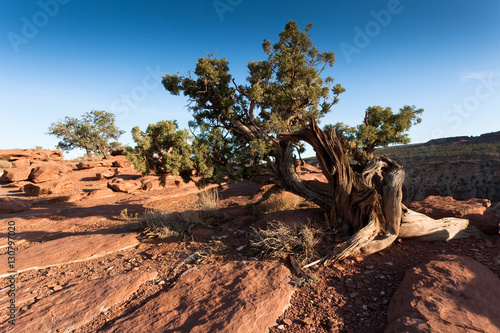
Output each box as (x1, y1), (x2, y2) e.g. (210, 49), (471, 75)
(1, 0), (499, 159)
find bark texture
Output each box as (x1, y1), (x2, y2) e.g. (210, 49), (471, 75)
(277, 119), (469, 266)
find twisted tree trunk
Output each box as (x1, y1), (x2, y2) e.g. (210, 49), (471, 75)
(276, 119), (470, 266)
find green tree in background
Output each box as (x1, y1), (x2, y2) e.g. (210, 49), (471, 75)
(48, 110), (124, 158)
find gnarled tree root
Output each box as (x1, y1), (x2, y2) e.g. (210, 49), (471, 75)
(304, 209), (471, 268)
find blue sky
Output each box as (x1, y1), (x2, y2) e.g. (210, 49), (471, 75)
(1, 0), (499, 159)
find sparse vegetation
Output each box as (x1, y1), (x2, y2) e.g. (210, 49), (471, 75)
(0, 160), (12, 169)
(251, 221), (323, 264)
(141, 209), (202, 238)
(196, 188), (220, 211)
(120, 208), (139, 221)
(376, 141), (500, 161)
(256, 191), (305, 214)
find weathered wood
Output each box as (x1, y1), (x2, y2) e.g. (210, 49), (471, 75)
(400, 209), (470, 241)
(278, 119), (473, 267)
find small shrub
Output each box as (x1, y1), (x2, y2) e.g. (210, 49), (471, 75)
(251, 221), (323, 264)
(257, 191), (305, 213)
(142, 209), (202, 238)
(0, 160), (12, 169)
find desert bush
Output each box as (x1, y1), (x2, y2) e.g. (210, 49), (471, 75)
(257, 191), (305, 213)
(0, 160), (12, 169)
(142, 209), (202, 238)
(251, 221), (323, 264)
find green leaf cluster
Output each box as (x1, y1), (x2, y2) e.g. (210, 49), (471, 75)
(325, 105), (423, 164)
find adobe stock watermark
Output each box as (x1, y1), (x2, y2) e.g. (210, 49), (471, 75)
(339, 0), (409, 63)
(432, 73), (500, 138)
(110, 65), (164, 120)
(213, 0), (242, 21)
(7, 0), (71, 54)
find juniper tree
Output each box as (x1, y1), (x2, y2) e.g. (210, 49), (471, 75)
(48, 110), (124, 158)
(137, 21), (469, 265)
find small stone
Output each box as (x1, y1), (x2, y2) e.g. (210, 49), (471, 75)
(283, 318), (292, 326)
(277, 324), (285, 330)
(362, 304), (368, 311)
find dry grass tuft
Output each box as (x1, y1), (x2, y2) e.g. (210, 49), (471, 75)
(0, 160), (12, 169)
(142, 209), (202, 238)
(196, 188), (220, 210)
(257, 192), (304, 213)
(251, 221), (323, 264)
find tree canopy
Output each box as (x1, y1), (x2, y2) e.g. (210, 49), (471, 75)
(48, 110), (124, 158)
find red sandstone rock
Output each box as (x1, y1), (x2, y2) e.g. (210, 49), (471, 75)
(409, 196), (499, 235)
(112, 156), (133, 168)
(0, 149), (62, 162)
(14, 271), (157, 332)
(109, 261), (294, 333)
(0, 231), (140, 276)
(76, 160), (114, 169)
(86, 188), (116, 200)
(29, 164), (72, 183)
(1, 166), (33, 182)
(10, 158), (31, 167)
(0, 197), (32, 214)
(23, 179), (74, 196)
(386, 255), (500, 333)
(107, 178), (140, 193)
(96, 168), (118, 179)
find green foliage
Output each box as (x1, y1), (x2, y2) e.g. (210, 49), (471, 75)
(126, 120), (199, 184)
(325, 105), (423, 163)
(48, 110), (124, 158)
(160, 21), (344, 183)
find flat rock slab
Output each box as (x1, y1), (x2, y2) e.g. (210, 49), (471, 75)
(0, 231), (139, 277)
(11, 270), (157, 332)
(386, 254), (500, 333)
(109, 261), (294, 333)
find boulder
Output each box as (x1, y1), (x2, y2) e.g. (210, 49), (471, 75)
(386, 255), (500, 333)
(107, 178), (140, 193)
(29, 164), (72, 183)
(109, 261), (294, 333)
(23, 179), (74, 196)
(0, 197), (32, 214)
(1, 166), (33, 182)
(86, 188), (116, 200)
(96, 168), (118, 180)
(112, 156), (133, 168)
(0, 149), (62, 162)
(409, 196), (499, 235)
(11, 159), (31, 167)
(138, 176), (168, 191)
